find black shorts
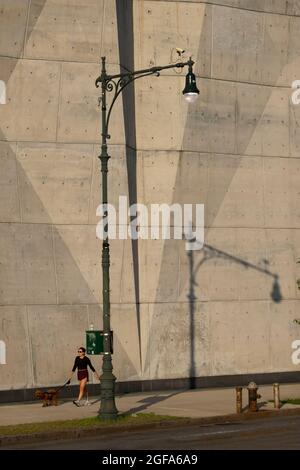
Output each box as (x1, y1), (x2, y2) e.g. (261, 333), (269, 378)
(77, 369), (89, 381)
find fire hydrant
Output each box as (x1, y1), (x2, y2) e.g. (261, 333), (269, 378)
(247, 381), (261, 412)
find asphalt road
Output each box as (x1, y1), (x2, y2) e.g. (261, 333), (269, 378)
(2, 414), (300, 450)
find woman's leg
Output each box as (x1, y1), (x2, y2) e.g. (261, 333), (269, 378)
(78, 378), (87, 401)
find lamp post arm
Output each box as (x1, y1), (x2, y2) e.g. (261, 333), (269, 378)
(95, 58), (194, 139)
(95, 59), (193, 85)
(102, 70), (162, 139)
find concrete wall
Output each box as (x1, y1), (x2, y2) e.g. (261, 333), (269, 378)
(1, 0), (300, 393)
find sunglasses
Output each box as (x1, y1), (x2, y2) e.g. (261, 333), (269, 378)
(78, 350), (84, 353)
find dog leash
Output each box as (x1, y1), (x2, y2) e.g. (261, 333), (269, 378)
(53, 380), (70, 394)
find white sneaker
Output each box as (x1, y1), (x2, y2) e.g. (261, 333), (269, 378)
(73, 400), (81, 407)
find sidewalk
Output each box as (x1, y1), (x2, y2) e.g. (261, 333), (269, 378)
(1, 383), (300, 427)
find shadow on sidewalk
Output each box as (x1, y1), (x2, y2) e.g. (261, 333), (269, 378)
(120, 391), (184, 416)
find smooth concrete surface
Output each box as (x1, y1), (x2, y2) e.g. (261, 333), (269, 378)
(1, 384), (300, 427)
(1, 0), (300, 396)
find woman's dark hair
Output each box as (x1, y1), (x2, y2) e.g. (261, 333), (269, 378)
(79, 347), (86, 353)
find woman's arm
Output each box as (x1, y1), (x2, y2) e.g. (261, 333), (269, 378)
(87, 357), (100, 380)
(67, 372), (74, 383)
(69, 357), (78, 379)
(72, 356), (78, 371)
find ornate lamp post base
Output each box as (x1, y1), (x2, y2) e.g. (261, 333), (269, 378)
(99, 354), (118, 420)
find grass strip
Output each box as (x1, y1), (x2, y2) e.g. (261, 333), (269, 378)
(269, 398), (300, 406)
(0, 413), (183, 437)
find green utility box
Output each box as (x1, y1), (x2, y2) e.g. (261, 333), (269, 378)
(86, 330), (113, 355)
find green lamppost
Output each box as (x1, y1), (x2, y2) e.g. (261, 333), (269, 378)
(95, 56), (199, 420)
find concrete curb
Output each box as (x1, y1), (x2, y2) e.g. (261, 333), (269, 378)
(1, 407), (300, 447)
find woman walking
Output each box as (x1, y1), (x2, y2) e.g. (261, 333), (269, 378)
(69, 347), (100, 406)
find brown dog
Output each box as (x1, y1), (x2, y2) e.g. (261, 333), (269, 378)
(35, 389), (59, 407)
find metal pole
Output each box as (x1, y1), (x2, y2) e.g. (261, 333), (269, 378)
(98, 56), (118, 420)
(94, 56), (198, 420)
(273, 383), (280, 410)
(236, 387), (243, 413)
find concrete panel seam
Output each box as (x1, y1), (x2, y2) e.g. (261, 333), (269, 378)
(156, 0), (297, 19)
(262, 156), (267, 229)
(99, 0), (107, 58)
(0, 54), (295, 89)
(289, 82), (292, 156)
(176, 247), (181, 298)
(0, 299), (298, 308)
(15, 142), (23, 223)
(25, 304), (34, 388)
(86, 304), (90, 331)
(21, 0), (32, 60)
(3, 141), (300, 161)
(234, 78), (238, 154)
(208, 75), (293, 90)
(1, 222), (300, 230)
(55, 63), (63, 143)
(51, 225), (59, 306)
(88, 145), (96, 225)
(0, 54), (107, 66)
(127, 149), (300, 161)
(3, 143), (300, 157)
(210, 4), (214, 79)
(0, 139), (125, 148)
(118, 240), (125, 304)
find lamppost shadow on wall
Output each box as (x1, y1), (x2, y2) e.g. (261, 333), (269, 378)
(186, 241), (282, 389)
